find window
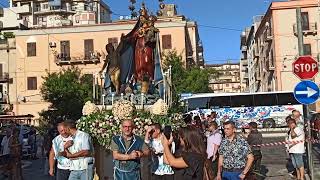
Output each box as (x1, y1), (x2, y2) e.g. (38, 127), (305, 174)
(84, 39), (94, 59)
(60, 41), (70, 60)
(209, 96), (231, 108)
(0, 64), (3, 78)
(27, 42), (36, 57)
(254, 94), (277, 106)
(162, 35), (172, 49)
(42, 4), (49, 9)
(301, 12), (309, 31)
(108, 37), (118, 48)
(277, 93), (299, 105)
(231, 95), (254, 107)
(303, 44), (311, 55)
(27, 77), (37, 90)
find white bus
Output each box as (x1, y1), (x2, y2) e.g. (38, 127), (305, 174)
(180, 91), (304, 128)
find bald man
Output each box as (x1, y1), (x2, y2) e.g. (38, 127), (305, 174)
(110, 119), (149, 180)
(49, 122), (73, 180)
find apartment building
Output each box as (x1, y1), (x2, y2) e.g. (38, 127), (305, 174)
(241, 0), (320, 109)
(0, 0), (111, 29)
(11, 14), (203, 117)
(207, 63), (241, 93)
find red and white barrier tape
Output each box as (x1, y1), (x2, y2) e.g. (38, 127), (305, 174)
(252, 138), (320, 147)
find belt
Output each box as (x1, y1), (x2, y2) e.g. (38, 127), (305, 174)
(223, 168), (243, 172)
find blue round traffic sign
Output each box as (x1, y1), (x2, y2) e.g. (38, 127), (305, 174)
(294, 80), (320, 105)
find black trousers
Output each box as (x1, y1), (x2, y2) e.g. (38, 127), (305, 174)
(252, 150), (262, 173)
(151, 174), (174, 180)
(56, 168), (70, 180)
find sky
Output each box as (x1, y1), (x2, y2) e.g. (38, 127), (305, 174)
(106, 0), (284, 64)
(0, 0), (284, 64)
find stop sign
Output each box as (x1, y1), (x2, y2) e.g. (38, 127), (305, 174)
(293, 56), (319, 80)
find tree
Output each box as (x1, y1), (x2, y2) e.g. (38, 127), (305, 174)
(163, 50), (219, 109)
(40, 67), (93, 124)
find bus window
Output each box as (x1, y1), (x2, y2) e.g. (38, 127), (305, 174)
(187, 97), (209, 110)
(277, 93), (299, 105)
(209, 96), (231, 108)
(230, 95), (254, 107)
(254, 94), (277, 106)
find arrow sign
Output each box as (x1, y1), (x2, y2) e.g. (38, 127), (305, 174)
(295, 87), (318, 97)
(294, 80), (320, 105)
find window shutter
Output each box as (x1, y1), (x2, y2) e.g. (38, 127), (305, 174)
(84, 39), (94, 59)
(27, 77), (37, 90)
(162, 35), (172, 49)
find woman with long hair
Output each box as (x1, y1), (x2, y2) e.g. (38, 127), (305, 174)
(161, 126), (214, 180)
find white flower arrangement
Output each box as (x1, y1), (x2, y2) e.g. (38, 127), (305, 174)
(112, 100), (136, 120)
(150, 99), (168, 115)
(77, 104), (186, 149)
(82, 101), (99, 116)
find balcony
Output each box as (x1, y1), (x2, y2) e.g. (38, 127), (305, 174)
(293, 22), (317, 36)
(55, 52), (101, 65)
(34, 6), (75, 15)
(11, 5), (31, 14)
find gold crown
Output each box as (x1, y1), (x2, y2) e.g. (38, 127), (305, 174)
(139, 3), (148, 16)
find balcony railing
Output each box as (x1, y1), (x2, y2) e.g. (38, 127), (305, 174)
(55, 52), (101, 65)
(293, 22), (317, 36)
(11, 5), (31, 14)
(34, 6), (76, 14)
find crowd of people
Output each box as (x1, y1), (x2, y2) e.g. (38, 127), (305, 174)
(109, 109), (308, 180)
(0, 109), (310, 180)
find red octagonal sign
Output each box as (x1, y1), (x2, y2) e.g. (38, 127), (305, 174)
(293, 56), (319, 80)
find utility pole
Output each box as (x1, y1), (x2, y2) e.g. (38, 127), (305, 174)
(296, 7), (314, 180)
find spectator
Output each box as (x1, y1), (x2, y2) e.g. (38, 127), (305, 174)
(183, 114), (192, 126)
(312, 114), (320, 140)
(62, 120), (95, 180)
(217, 121), (254, 180)
(246, 122), (263, 178)
(28, 126), (37, 159)
(193, 116), (203, 131)
(49, 122), (73, 180)
(1, 128), (12, 155)
(161, 126), (214, 180)
(286, 118), (305, 180)
(145, 123), (174, 180)
(9, 128), (22, 180)
(111, 119), (149, 180)
(292, 110), (304, 128)
(43, 127), (55, 175)
(206, 121), (222, 178)
(210, 112), (217, 122)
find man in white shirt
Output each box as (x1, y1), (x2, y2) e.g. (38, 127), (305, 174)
(1, 128), (12, 155)
(287, 118), (305, 180)
(62, 120), (94, 180)
(49, 122), (73, 180)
